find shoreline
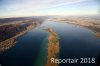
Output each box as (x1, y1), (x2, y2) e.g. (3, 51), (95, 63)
(0, 23), (41, 52)
(0, 25), (34, 52)
(49, 18), (100, 38)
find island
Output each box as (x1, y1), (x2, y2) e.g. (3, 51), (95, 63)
(44, 28), (60, 66)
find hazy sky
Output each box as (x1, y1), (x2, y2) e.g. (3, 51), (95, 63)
(0, 0), (99, 18)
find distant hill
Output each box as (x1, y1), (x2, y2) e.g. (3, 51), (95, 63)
(0, 17), (45, 23)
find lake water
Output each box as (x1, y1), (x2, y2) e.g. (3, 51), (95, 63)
(0, 20), (100, 66)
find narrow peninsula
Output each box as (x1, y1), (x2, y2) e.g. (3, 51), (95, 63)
(44, 28), (60, 66)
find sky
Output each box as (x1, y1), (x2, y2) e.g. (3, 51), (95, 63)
(0, 0), (100, 18)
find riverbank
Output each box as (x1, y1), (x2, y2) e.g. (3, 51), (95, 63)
(0, 18), (43, 52)
(0, 25), (35, 52)
(49, 17), (100, 38)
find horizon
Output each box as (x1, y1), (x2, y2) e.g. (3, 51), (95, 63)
(0, 0), (100, 18)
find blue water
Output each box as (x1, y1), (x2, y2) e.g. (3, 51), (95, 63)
(0, 27), (48, 66)
(41, 21), (100, 66)
(0, 21), (100, 66)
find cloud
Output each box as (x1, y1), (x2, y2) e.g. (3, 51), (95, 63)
(1, 0), (88, 11)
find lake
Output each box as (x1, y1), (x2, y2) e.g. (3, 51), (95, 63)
(0, 20), (100, 66)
